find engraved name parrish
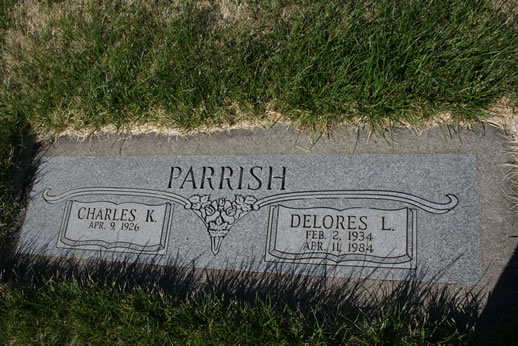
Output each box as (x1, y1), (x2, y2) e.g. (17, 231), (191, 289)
(167, 165), (287, 190)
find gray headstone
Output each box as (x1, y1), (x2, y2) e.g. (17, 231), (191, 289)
(17, 125), (518, 288)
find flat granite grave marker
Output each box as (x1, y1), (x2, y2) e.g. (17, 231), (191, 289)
(17, 125), (518, 288)
(30, 154), (474, 276)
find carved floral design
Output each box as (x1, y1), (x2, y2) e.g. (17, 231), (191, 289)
(188, 194), (257, 255)
(43, 187), (459, 258)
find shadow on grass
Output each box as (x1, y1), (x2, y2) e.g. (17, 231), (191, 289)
(0, 242), (483, 343)
(0, 131), (42, 259)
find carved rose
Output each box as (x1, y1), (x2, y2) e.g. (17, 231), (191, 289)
(188, 195), (257, 227)
(186, 194), (258, 255)
(204, 199), (234, 225)
(205, 204), (216, 216)
(188, 194), (257, 254)
(216, 198), (232, 211)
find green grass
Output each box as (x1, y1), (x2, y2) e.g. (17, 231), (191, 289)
(0, 262), (477, 344)
(1, 0), (518, 343)
(0, 280), (335, 343)
(2, 0), (518, 135)
(0, 0), (25, 247)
